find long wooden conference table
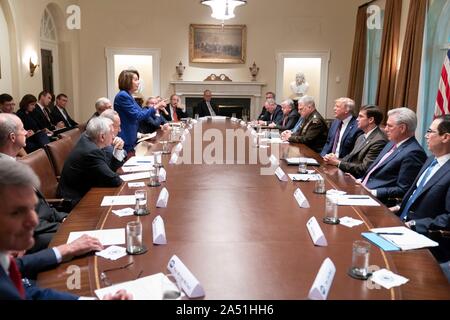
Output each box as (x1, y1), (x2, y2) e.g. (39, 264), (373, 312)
(37, 119), (450, 299)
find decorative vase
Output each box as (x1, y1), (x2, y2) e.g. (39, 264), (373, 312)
(249, 62), (260, 81)
(176, 61), (185, 80)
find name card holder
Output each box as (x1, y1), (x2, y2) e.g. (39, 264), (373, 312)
(294, 188), (310, 208)
(169, 153), (179, 165)
(174, 143), (183, 153)
(152, 215), (167, 245)
(156, 187), (169, 208)
(159, 167), (167, 182)
(306, 217), (328, 246)
(167, 255), (205, 298)
(275, 167), (288, 182)
(269, 154), (279, 167)
(308, 258), (336, 300)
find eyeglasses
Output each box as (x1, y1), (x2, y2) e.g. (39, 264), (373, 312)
(426, 128), (438, 135)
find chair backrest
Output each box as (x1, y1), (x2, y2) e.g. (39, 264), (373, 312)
(17, 148), (58, 198)
(45, 136), (74, 178)
(59, 127), (81, 144)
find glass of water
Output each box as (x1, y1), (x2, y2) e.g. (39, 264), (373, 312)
(147, 167), (161, 187)
(348, 240), (371, 280)
(323, 194), (339, 224)
(126, 220), (146, 255)
(298, 161), (307, 174)
(134, 190), (149, 216)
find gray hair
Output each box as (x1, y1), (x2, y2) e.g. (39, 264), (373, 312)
(95, 97), (111, 112)
(299, 95), (316, 108)
(335, 97), (355, 112)
(387, 107), (417, 133)
(86, 117), (113, 141)
(0, 160), (40, 193)
(281, 99), (295, 109)
(100, 109), (119, 122)
(0, 113), (19, 147)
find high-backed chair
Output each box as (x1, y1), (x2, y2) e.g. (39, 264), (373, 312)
(45, 136), (74, 178)
(17, 148), (58, 199)
(58, 127), (81, 144)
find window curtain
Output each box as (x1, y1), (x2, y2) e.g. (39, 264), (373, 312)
(394, 0), (428, 111)
(375, 0), (402, 120)
(347, 5), (368, 110)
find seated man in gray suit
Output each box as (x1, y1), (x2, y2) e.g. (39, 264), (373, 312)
(358, 107), (426, 205)
(323, 105), (387, 178)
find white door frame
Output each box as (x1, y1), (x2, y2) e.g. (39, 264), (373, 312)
(105, 47), (161, 102)
(40, 39), (60, 95)
(276, 51), (330, 115)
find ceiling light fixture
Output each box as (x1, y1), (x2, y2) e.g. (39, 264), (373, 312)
(201, 0), (247, 21)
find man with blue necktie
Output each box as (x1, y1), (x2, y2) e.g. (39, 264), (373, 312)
(320, 97), (362, 158)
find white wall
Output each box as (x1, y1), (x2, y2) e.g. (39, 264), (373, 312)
(0, 3), (12, 94)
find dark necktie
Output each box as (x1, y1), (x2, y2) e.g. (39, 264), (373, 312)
(399, 159), (438, 220)
(331, 121), (343, 153)
(43, 107), (51, 123)
(8, 257), (25, 299)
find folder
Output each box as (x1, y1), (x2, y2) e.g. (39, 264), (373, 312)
(361, 232), (400, 251)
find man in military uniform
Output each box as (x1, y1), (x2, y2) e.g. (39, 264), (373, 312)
(282, 96), (328, 153)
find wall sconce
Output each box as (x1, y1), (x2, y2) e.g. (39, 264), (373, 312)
(29, 57), (39, 77)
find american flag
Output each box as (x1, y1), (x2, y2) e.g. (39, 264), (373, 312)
(435, 49), (450, 117)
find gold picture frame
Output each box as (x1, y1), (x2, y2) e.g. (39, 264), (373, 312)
(189, 24), (247, 64)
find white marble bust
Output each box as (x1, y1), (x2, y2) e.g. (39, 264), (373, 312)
(290, 72), (309, 100)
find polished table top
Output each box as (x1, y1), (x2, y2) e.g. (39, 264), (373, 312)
(37, 119), (450, 299)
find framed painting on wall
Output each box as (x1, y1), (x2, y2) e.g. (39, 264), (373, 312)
(189, 24), (246, 64)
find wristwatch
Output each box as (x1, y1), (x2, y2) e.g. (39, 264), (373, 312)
(409, 220), (416, 230)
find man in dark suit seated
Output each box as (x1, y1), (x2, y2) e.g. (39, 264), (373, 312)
(50, 93), (78, 128)
(139, 96), (170, 133)
(358, 107), (427, 205)
(268, 99), (299, 131)
(257, 91), (276, 121)
(31, 90), (65, 133)
(320, 97), (363, 159)
(0, 160), (131, 300)
(195, 89), (219, 117)
(257, 99), (283, 126)
(282, 96), (328, 153)
(164, 94), (187, 122)
(323, 105), (387, 178)
(57, 117), (123, 210)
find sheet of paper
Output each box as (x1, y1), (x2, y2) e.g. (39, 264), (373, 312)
(336, 195), (380, 206)
(370, 226), (439, 250)
(268, 138), (288, 144)
(120, 171), (151, 182)
(137, 132), (157, 143)
(128, 182), (146, 188)
(370, 269), (409, 289)
(95, 245), (127, 261)
(326, 189), (347, 196)
(211, 116), (227, 121)
(123, 156), (154, 167)
(122, 164), (154, 173)
(285, 157), (320, 166)
(112, 207), (135, 217)
(339, 216), (364, 228)
(67, 228), (125, 246)
(289, 174), (322, 182)
(101, 195), (136, 206)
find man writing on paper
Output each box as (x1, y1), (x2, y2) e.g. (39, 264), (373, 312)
(0, 160), (132, 300)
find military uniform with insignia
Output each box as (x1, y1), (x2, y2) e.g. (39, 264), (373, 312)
(288, 110), (328, 153)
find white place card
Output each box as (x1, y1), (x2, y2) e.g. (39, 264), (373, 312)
(120, 171), (151, 182)
(67, 228), (125, 246)
(308, 258), (336, 300)
(275, 167), (288, 182)
(294, 188), (310, 208)
(101, 195), (136, 206)
(159, 167), (167, 182)
(306, 217), (328, 246)
(269, 154), (279, 167)
(167, 255), (205, 298)
(156, 187), (169, 208)
(169, 153), (179, 165)
(128, 182), (146, 188)
(174, 143), (183, 153)
(152, 215), (167, 245)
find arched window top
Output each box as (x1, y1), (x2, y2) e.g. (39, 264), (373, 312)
(40, 8), (57, 42)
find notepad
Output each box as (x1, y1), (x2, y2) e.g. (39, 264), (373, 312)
(361, 232), (400, 251)
(285, 157), (320, 166)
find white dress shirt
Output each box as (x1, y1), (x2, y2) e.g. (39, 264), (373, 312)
(335, 115), (353, 158)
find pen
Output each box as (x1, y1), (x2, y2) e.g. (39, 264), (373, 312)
(347, 196), (370, 199)
(376, 232), (404, 235)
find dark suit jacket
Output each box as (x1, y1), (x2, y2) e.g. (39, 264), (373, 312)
(258, 106), (267, 121)
(50, 106), (78, 128)
(259, 105), (283, 123)
(163, 104), (187, 121)
(57, 134), (123, 209)
(195, 100), (219, 117)
(415, 212), (450, 262)
(0, 254), (77, 300)
(363, 137), (427, 202)
(15, 109), (50, 153)
(399, 157), (450, 222)
(275, 109), (300, 131)
(139, 110), (167, 134)
(17, 248), (59, 279)
(114, 90), (156, 152)
(288, 110), (328, 153)
(338, 127), (388, 178)
(320, 116), (363, 158)
(31, 104), (55, 131)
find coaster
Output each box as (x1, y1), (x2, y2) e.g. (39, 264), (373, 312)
(348, 268), (372, 280)
(323, 217), (340, 225)
(134, 209), (150, 216)
(126, 245), (148, 256)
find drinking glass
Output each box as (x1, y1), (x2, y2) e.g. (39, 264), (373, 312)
(323, 194), (339, 224)
(134, 190), (149, 216)
(348, 240), (371, 280)
(126, 221), (146, 255)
